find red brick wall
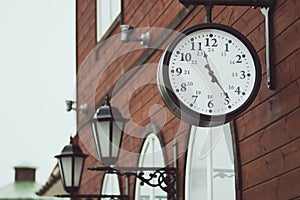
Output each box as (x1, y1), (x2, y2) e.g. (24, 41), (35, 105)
(76, 0), (96, 71)
(76, 0), (300, 199)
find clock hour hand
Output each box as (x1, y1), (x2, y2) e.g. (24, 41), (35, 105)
(203, 52), (231, 100)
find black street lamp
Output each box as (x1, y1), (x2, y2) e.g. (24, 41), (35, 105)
(55, 137), (88, 194)
(89, 94), (128, 166)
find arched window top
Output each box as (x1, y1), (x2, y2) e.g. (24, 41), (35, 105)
(138, 133), (165, 168)
(135, 133), (167, 200)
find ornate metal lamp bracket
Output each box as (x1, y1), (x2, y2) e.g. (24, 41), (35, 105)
(88, 166), (178, 200)
(179, 0), (276, 90)
(88, 140), (179, 199)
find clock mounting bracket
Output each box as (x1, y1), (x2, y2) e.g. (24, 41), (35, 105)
(179, 0), (276, 90)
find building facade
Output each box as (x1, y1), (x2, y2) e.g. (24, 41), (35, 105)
(73, 0), (300, 199)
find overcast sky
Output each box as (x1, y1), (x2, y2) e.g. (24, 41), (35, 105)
(0, 0), (76, 186)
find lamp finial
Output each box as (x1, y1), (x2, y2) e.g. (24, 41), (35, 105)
(105, 94), (110, 105)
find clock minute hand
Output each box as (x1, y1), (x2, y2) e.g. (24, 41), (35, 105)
(206, 66), (230, 99)
(203, 52), (231, 100)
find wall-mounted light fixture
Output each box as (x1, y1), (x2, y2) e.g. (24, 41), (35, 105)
(89, 95), (129, 166)
(56, 94), (178, 200)
(66, 100), (88, 114)
(55, 137), (88, 195)
(120, 25), (151, 47)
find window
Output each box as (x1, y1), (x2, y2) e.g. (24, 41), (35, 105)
(185, 124), (236, 200)
(101, 173), (121, 199)
(96, 0), (121, 41)
(135, 134), (167, 200)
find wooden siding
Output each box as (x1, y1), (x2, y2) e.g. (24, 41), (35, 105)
(76, 0), (300, 199)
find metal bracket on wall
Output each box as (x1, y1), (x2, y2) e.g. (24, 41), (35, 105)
(260, 6), (275, 89)
(55, 140), (179, 200)
(87, 140), (179, 200)
(179, 0), (276, 90)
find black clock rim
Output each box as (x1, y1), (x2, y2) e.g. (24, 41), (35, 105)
(160, 23), (261, 126)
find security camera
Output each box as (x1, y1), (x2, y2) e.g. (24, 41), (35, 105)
(120, 24), (134, 42)
(65, 100), (75, 112)
(120, 24), (151, 46)
(65, 100), (88, 114)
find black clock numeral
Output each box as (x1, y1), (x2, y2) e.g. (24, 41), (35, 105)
(235, 86), (241, 95)
(174, 67), (190, 76)
(208, 100), (214, 108)
(240, 70), (246, 79)
(229, 85), (242, 95)
(224, 93), (230, 105)
(181, 83), (187, 92)
(187, 81), (193, 86)
(207, 48), (214, 52)
(205, 38), (218, 47)
(191, 42), (202, 50)
(192, 95), (198, 104)
(191, 42), (195, 50)
(180, 53), (192, 61)
(220, 92), (230, 105)
(236, 55), (242, 63)
(230, 55), (244, 65)
(225, 43), (229, 52)
(176, 67), (182, 76)
(224, 98), (230, 105)
(197, 51), (204, 56)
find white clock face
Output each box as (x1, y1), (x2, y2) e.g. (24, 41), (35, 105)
(158, 24), (261, 126)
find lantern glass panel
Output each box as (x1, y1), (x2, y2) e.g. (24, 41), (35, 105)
(60, 157), (72, 187)
(58, 158), (65, 186)
(112, 122), (123, 157)
(93, 121), (110, 158)
(74, 157), (84, 187)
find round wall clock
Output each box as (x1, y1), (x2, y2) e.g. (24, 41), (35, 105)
(157, 23), (261, 127)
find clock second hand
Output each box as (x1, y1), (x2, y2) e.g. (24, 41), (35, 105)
(203, 51), (231, 100)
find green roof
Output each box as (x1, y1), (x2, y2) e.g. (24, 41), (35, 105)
(0, 181), (56, 200)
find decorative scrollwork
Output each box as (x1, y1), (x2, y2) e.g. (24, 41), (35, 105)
(88, 166), (178, 200)
(131, 168), (177, 200)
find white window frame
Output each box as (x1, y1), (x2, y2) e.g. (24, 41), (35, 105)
(96, 0), (121, 41)
(185, 124), (236, 200)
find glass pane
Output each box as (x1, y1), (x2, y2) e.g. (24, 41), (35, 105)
(60, 157), (72, 187)
(74, 157), (84, 187)
(96, 0), (121, 41)
(101, 173), (120, 200)
(58, 159), (65, 186)
(212, 125), (235, 199)
(185, 124), (236, 200)
(135, 134), (167, 200)
(91, 122), (101, 159)
(94, 121), (110, 158)
(112, 122), (123, 157)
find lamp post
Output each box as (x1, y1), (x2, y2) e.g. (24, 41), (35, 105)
(55, 94), (178, 200)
